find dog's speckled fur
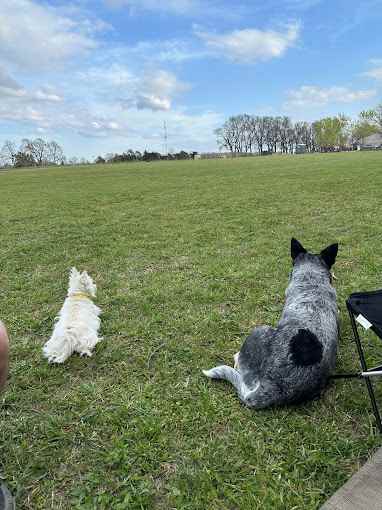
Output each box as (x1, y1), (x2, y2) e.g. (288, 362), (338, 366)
(203, 238), (339, 408)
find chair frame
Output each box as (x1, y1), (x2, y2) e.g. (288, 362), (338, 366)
(332, 300), (382, 433)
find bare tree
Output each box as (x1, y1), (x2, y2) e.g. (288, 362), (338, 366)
(216, 115), (311, 155)
(215, 119), (236, 153)
(47, 141), (65, 165)
(263, 117), (275, 152)
(0, 140), (17, 167)
(252, 116), (266, 154)
(299, 122), (315, 152)
(279, 116), (291, 153)
(21, 138), (49, 166)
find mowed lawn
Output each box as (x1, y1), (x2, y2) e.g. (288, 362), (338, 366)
(1, 151), (382, 509)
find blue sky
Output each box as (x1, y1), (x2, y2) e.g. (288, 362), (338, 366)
(0, 0), (382, 159)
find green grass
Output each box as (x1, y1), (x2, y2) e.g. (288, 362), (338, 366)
(1, 151), (382, 509)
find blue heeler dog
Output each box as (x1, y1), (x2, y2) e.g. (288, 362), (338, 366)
(203, 238), (339, 408)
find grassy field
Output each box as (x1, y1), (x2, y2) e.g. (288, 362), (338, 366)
(1, 151), (382, 509)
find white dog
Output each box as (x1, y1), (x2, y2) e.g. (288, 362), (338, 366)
(43, 267), (102, 363)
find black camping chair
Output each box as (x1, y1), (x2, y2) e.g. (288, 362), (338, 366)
(333, 289), (382, 433)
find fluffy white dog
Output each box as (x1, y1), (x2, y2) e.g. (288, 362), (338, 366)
(43, 267), (102, 363)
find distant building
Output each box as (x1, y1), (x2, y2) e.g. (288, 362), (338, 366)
(295, 144), (307, 154)
(200, 152), (229, 159)
(359, 133), (382, 150)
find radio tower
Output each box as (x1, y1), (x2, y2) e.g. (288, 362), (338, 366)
(163, 121), (168, 157)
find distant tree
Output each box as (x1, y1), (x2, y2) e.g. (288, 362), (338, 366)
(14, 151), (36, 168)
(360, 104), (382, 134)
(95, 156), (106, 164)
(299, 122), (315, 152)
(0, 140), (17, 167)
(0, 138), (66, 168)
(313, 115), (349, 152)
(125, 149), (137, 161)
(252, 116), (266, 154)
(216, 115), (318, 155)
(176, 150), (190, 160)
(215, 117), (237, 153)
(142, 150), (161, 161)
(278, 116), (291, 153)
(47, 141), (65, 165)
(350, 116), (378, 145)
(21, 138), (49, 166)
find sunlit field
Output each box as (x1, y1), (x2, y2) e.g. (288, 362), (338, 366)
(1, 151), (382, 509)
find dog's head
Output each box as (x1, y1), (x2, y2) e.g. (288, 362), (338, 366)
(69, 267), (97, 297)
(291, 238), (338, 273)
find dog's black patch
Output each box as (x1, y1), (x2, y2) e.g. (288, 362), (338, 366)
(290, 329), (323, 366)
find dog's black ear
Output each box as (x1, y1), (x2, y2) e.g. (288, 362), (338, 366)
(291, 238), (307, 260)
(320, 243), (338, 269)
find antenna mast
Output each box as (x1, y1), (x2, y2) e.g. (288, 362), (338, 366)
(163, 121), (168, 157)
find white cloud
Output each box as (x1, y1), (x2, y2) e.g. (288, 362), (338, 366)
(104, 0), (248, 21)
(0, 105), (45, 123)
(0, 1), (219, 155)
(135, 70), (190, 111)
(77, 64), (137, 88)
(0, 67), (63, 109)
(194, 23), (300, 63)
(284, 85), (377, 109)
(136, 95), (171, 111)
(0, 0), (99, 71)
(363, 59), (382, 81)
(285, 0), (321, 9)
(0, 70), (221, 152)
(77, 65), (189, 112)
(0, 66), (20, 90)
(116, 39), (208, 64)
(0, 66), (194, 143)
(105, 0), (202, 15)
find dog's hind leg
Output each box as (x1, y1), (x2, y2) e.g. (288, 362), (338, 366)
(242, 379), (282, 409)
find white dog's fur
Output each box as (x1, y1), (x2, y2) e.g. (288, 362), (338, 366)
(43, 267), (102, 363)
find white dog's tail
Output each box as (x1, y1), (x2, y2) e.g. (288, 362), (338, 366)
(43, 329), (77, 364)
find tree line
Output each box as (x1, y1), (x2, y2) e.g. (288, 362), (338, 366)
(215, 104), (382, 154)
(0, 138), (66, 168)
(95, 150), (197, 164)
(1, 104), (381, 169)
(0, 138), (199, 169)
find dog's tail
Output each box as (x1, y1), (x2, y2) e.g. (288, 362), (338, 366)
(203, 365), (281, 409)
(203, 365), (247, 400)
(43, 329), (77, 364)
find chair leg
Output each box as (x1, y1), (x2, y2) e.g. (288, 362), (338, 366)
(347, 305), (382, 433)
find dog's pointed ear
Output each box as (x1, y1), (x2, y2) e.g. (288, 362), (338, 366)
(320, 243), (338, 269)
(70, 267), (80, 277)
(291, 238), (307, 260)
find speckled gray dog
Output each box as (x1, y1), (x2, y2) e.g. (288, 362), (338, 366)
(203, 238), (339, 408)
